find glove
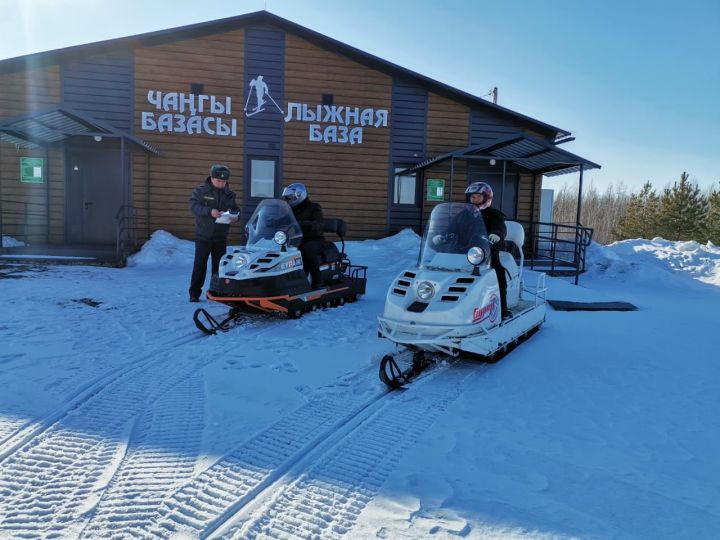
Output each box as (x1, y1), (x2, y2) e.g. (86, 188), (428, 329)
(488, 234), (500, 245)
(432, 234), (444, 245)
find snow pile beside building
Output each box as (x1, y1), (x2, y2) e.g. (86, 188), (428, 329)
(126, 230), (194, 267)
(1, 235), (26, 248)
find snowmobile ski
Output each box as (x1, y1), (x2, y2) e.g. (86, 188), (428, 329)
(379, 350), (433, 389)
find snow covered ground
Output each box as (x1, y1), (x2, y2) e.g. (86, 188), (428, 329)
(0, 231), (718, 539)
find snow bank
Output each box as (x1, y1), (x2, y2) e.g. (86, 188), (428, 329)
(1, 235), (26, 248)
(126, 230), (194, 267)
(586, 238), (720, 287)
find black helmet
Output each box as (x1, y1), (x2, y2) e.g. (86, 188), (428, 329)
(281, 183), (308, 207)
(210, 164), (231, 181)
(465, 181), (493, 209)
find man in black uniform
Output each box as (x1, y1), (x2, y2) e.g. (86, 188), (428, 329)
(460, 181), (512, 320)
(281, 183), (325, 288)
(188, 164), (239, 302)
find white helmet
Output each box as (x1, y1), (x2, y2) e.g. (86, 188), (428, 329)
(281, 183), (308, 207)
(465, 182), (493, 210)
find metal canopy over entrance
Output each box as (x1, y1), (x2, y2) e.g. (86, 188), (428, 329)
(0, 106), (159, 263)
(397, 132), (600, 227)
(399, 132), (600, 178)
(397, 133), (601, 284)
(0, 105), (159, 155)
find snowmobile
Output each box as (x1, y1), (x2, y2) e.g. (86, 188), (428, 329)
(378, 202), (547, 387)
(193, 199), (367, 334)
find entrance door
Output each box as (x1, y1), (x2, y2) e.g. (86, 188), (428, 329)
(388, 167), (423, 234)
(66, 149), (124, 245)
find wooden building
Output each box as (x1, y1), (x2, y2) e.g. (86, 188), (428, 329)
(0, 11), (599, 264)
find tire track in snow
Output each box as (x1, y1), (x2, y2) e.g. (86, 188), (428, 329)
(0, 332), (203, 463)
(78, 374), (206, 538)
(147, 395), (383, 538)
(0, 348), (208, 539)
(0, 313), (283, 538)
(217, 361), (483, 539)
(144, 358), (475, 539)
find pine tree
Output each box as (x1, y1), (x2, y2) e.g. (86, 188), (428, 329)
(616, 181), (661, 240)
(705, 182), (720, 244)
(657, 172), (708, 241)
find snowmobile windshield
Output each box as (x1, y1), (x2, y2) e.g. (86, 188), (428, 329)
(418, 202), (491, 271)
(245, 199), (303, 249)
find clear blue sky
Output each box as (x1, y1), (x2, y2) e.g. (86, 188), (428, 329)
(2, 0), (718, 194)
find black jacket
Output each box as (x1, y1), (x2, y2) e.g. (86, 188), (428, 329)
(451, 206), (507, 250)
(481, 207), (507, 239)
(291, 198), (325, 244)
(189, 178), (240, 239)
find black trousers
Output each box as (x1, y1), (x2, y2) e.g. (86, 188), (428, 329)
(300, 239), (324, 287)
(189, 237), (227, 298)
(490, 249), (508, 312)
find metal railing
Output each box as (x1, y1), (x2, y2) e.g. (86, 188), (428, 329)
(115, 205), (149, 263)
(517, 220), (594, 284)
(0, 198), (48, 249)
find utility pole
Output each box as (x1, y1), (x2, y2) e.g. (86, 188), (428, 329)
(491, 87), (498, 104)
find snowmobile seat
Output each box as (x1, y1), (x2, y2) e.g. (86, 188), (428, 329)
(504, 221), (525, 270)
(321, 218), (347, 261)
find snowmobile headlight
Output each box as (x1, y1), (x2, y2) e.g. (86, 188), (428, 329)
(234, 255), (248, 268)
(467, 247), (486, 266)
(416, 280), (435, 300)
(274, 231), (288, 246)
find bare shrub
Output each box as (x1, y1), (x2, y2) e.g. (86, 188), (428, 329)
(551, 183), (631, 244)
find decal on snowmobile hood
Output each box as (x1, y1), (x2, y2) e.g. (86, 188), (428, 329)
(472, 293), (499, 324)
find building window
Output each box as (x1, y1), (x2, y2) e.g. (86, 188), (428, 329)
(250, 159), (276, 198)
(394, 168), (416, 205)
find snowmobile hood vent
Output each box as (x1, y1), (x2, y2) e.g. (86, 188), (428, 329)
(455, 277), (475, 284)
(407, 301), (429, 312)
(393, 274), (414, 296)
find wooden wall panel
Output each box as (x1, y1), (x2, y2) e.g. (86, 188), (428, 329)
(61, 51), (134, 132)
(282, 34), (391, 239)
(0, 66), (63, 244)
(516, 172), (540, 223)
(422, 92), (470, 221)
(133, 30), (245, 244)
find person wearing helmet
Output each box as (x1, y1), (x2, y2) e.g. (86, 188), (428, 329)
(281, 182), (325, 288)
(188, 164), (240, 302)
(458, 181), (511, 320)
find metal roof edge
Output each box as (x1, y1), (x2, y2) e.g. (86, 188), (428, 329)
(0, 11), (569, 139)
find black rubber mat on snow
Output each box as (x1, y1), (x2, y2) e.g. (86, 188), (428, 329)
(548, 300), (638, 311)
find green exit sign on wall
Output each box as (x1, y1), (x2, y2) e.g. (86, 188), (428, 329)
(20, 157), (45, 184)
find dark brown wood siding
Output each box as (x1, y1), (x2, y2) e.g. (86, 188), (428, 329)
(517, 172), (541, 224)
(133, 30), (245, 243)
(282, 34), (391, 239)
(0, 66), (64, 244)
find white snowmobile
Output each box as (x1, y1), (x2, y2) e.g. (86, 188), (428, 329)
(378, 202), (546, 387)
(193, 199), (367, 334)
